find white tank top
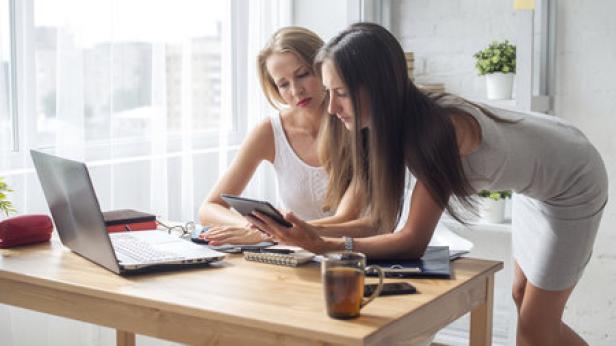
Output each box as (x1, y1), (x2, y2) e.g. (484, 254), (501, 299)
(271, 114), (333, 220)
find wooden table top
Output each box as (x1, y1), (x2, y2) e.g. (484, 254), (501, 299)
(0, 239), (502, 345)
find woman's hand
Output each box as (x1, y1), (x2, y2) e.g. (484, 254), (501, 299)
(247, 211), (329, 254)
(201, 223), (271, 246)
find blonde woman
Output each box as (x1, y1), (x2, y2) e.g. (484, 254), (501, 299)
(198, 27), (362, 246)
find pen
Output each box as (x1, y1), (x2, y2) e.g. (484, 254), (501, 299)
(385, 267), (422, 274)
(260, 248), (294, 254)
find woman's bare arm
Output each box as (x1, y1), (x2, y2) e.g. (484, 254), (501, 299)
(249, 180), (443, 259)
(308, 178), (374, 236)
(198, 119), (274, 226)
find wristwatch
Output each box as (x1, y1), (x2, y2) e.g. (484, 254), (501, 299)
(343, 236), (353, 252)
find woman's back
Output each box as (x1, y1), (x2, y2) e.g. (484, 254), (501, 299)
(438, 95), (607, 218)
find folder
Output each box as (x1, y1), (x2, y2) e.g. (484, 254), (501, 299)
(367, 246), (452, 278)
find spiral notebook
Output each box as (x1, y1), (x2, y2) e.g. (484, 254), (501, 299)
(243, 247), (315, 267)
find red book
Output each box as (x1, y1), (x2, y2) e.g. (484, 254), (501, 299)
(106, 220), (158, 233)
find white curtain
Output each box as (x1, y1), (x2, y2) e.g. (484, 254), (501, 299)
(244, 0), (292, 205)
(2, 0), (289, 220)
(0, 0), (288, 345)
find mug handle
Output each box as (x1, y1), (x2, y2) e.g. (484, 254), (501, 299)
(361, 265), (384, 308)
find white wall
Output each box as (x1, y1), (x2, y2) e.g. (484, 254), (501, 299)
(391, 0), (517, 99)
(551, 1), (616, 343)
(392, 0), (616, 345)
(292, 0), (351, 41)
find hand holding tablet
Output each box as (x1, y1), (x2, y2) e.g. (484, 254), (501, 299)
(220, 194), (292, 227)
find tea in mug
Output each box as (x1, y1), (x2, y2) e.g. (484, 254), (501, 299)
(324, 267), (364, 319)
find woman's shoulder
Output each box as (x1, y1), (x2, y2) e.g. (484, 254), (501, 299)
(249, 117), (275, 143)
(237, 117), (275, 163)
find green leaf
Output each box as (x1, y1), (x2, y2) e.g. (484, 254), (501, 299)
(474, 40), (516, 75)
(477, 190), (512, 201)
(0, 200), (16, 217)
(0, 176), (16, 216)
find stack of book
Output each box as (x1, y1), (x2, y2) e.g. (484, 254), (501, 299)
(405, 52), (414, 80)
(403, 52), (446, 94)
(102, 209), (157, 233)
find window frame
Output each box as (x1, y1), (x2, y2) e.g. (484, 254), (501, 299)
(2, 0), (20, 152)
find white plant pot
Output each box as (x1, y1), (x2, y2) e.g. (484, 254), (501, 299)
(479, 198), (506, 223)
(485, 72), (514, 100)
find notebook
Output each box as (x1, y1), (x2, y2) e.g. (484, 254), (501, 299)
(30, 150), (226, 274)
(243, 246), (315, 267)
(367, 246), (452, 278)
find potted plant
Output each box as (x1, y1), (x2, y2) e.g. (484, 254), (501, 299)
(477, 190), (511, 223)
(0, 176), (16, 218)
(474, 40), (516, 100)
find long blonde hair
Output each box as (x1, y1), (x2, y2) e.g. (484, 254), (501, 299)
(317, 115), (354, 213)
(257, 27), (323, 109)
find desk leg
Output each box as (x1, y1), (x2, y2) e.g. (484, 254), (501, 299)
(470, 274), (494, 346)
(117, 330), (136, 346)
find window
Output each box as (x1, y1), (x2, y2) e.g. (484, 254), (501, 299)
(0, 0), (284, 229)
(27, 0), (236, 155)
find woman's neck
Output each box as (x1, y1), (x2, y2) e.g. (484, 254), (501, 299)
(287, 106), (325, 137)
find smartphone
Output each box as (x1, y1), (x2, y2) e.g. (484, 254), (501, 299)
(220, 194), (292, 227)
(190, 225), (209, 244)
(364, 282), (417, 297)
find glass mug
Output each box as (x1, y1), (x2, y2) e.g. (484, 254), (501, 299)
(321, 251), (384, 319)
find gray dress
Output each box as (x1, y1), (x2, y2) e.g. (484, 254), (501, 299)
(437, 95), (608, 291)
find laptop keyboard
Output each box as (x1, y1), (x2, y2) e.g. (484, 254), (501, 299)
(111, 233), (184, 263)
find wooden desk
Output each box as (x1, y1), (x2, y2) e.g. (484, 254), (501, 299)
(0, 240), (502, 346)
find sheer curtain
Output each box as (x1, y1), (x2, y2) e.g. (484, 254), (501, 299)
(0, 0), (289, 345)
(244, 0), (292, 206)
(2, 0), (288, 220)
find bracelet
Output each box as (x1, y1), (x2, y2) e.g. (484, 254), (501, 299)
(343, 236), (353, 252)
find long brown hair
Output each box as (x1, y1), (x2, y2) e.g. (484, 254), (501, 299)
(317, 114), (354, 212)
(316, 23), (506, 231)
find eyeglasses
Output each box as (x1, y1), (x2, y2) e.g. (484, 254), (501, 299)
(156, 220), (196, 240)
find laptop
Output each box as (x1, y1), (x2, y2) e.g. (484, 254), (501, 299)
(30, 150), (225, 274)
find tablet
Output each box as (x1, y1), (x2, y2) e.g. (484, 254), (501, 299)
(220, 194), (292, 227)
